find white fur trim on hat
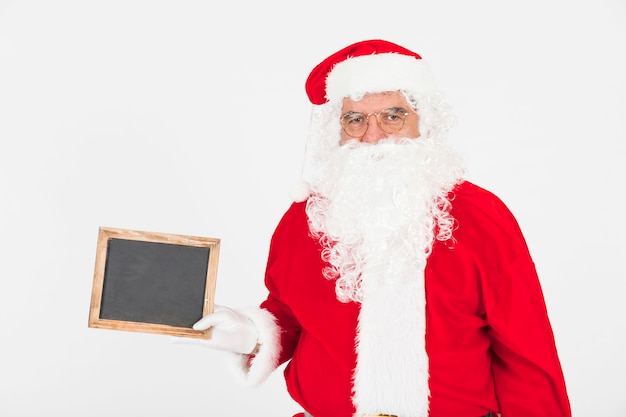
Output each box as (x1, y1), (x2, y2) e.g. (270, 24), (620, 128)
(325, 53), (436, 103)
(291, 178), (311, 203)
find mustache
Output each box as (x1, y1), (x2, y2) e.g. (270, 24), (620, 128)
(340, 136), (416, 148)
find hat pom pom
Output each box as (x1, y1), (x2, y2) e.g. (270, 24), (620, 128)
(290, 179), (311, 202)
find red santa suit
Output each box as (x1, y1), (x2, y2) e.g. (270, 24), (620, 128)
(229, 181), (570, 417)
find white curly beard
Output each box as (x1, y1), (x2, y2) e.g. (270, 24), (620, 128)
(305, 137), (465, 303)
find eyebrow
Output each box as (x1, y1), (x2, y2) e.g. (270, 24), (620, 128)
(341, 107), (408, 117)
(341, 110), (362, 118)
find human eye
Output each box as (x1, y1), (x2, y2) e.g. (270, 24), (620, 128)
(342, 112), (366, 125)
(381, 107), (407, 123)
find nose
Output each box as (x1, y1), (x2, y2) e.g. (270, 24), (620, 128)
(360, 116), (387, 143)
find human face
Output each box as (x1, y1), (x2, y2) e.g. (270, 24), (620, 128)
(339, 91), (420, 145)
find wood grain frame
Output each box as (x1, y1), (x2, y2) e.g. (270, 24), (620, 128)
(88, 227), (220, 338)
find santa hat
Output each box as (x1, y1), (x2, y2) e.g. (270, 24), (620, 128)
(305, 39), (436, 105)
(290, 39), (437, 202)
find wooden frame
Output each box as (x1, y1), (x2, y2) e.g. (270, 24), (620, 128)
(88, 227), (220, 338)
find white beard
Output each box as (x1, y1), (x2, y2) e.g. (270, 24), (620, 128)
(305, 137), (465, 303)
(305, 137), (465, 416)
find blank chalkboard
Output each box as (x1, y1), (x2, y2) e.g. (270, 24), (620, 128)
(88, 227), (220, 338)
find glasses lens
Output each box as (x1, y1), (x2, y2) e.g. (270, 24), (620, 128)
(377, 108), (407, 134)
(341, 112), (368, 138)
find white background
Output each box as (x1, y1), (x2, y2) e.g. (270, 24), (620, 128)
(1, 1), (624, 416)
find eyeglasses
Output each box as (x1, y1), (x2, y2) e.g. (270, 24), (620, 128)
(340, 107), (410, 138)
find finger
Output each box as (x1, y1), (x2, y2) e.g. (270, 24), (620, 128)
(192, 314), (218, 330)
(192, 308), (234, 330)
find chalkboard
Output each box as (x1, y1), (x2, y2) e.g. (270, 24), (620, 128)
(88, 227), (220, 338)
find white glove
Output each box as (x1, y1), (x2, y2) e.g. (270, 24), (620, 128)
(176, 305), (259, 355)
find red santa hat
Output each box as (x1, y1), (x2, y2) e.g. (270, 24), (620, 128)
(304, 39), (436, 105)
(291, 39), (437, 202)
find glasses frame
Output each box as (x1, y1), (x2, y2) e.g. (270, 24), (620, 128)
(340, 107), (410, 138)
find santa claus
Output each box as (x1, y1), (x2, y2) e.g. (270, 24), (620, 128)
(187, 39), (571, 417)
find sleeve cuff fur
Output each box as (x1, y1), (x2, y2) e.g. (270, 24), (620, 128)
(223, 306), (281, 387)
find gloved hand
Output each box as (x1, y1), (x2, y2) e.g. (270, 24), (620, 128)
(175, 305), (259, 355)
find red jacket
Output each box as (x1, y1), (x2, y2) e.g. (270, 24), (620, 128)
(253, 181), (571, 417)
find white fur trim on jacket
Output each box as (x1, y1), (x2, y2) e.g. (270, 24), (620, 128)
(353, 264), (430, 417)
(223, 306), (281, 387)
(325, 53), (436, 103)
